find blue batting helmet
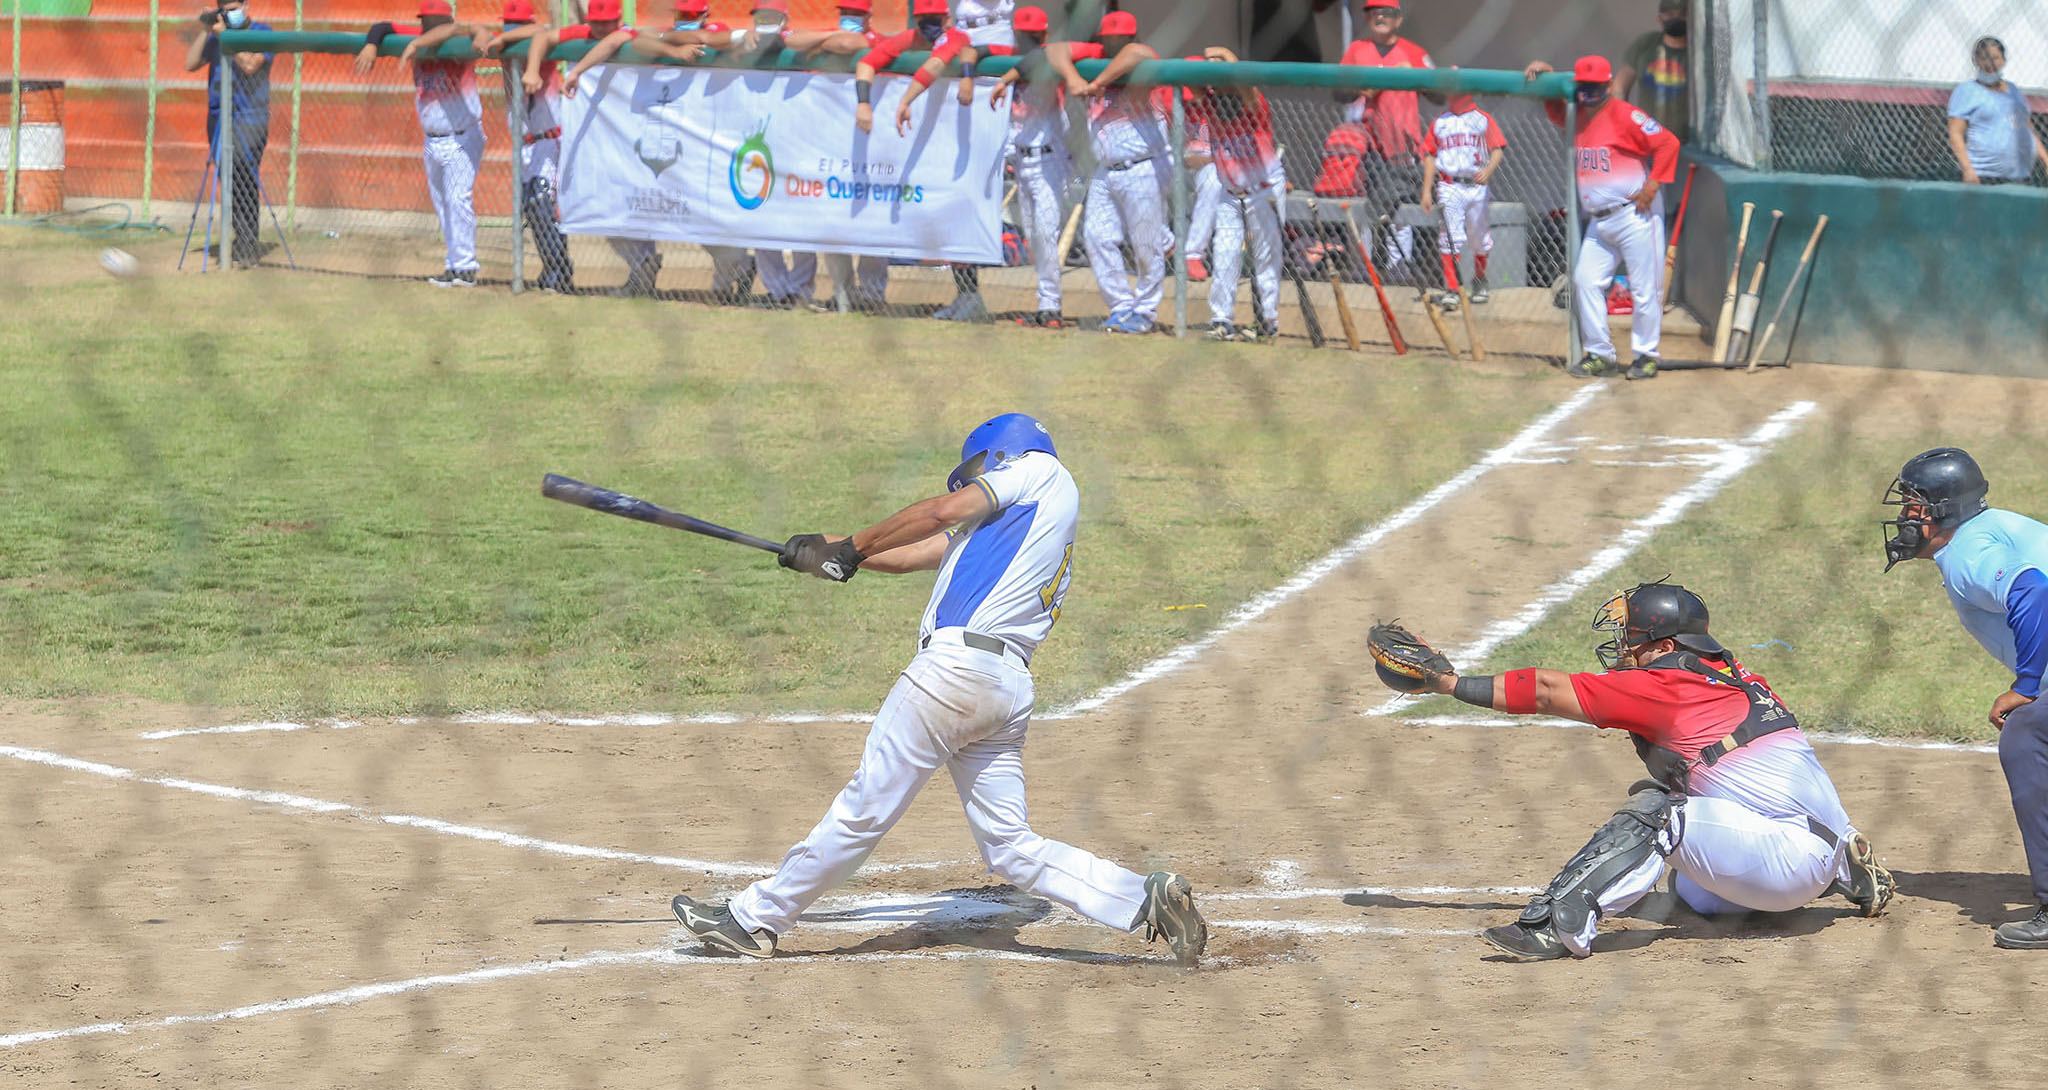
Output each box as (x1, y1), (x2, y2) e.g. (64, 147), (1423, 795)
(947, 413), (1056, 492)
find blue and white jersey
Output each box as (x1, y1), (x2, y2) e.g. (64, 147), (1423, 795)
(1935, 507), (2048, 671)
(919, 451), (1076, 659)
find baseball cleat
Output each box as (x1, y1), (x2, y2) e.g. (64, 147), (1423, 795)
(1470, 275), (1490, 304)
(1206, 320), (1239, 342)
(1827, 833), (1895, 917)
(428, 268), (477, 288)
(1481, 921), (1570, 961)
(1252, 321), (1280, 344)
(1122, 314), (1156, 334)
(672, 894), (777, 958)
(1565, 355), (1613, 379)
(1437, 289), (1461, 312)
(1102, 312), (1134, 334)
(1138, 871), (1207, 967)
(1624, 356), (1660, 380)
(1994, 906), (2048, 949)
(934, 292), (991, 322)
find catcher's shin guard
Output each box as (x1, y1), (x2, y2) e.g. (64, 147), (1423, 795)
(1515, 782), (1684, 957)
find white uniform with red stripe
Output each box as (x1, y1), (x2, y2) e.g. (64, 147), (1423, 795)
(1549, 96), (1681, 363)
(1423, 106), (1503, 260)
(1007, 60), (1072, 312)
(1081, 61), (1172, 323)
(725, 450), (1151, 940)
(1194, 92), (1284, 329)
(413, 58), (486, 273)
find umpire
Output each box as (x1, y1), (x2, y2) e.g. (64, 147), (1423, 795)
(184, 0), (274, 267)
(1883, 448), (2048, 949)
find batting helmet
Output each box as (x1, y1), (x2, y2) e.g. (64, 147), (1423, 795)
(1593, 580), (1725, 670)
(1882, 447), (1989, 571)
(948, 414), (1057, 493)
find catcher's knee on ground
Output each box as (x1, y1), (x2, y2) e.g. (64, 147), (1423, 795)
(1517, 782), (1683, 957)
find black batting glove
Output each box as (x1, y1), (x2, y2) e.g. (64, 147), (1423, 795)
(820, 538), (865, 582)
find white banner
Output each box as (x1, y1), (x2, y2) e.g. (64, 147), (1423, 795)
(558, 65), (1006, 263)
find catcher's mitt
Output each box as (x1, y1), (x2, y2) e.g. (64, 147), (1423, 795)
(1367, 620), (1456, 693)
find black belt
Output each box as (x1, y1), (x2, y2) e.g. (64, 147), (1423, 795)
(1588, 203), (1634, 219)
(920, 630), (1020, 662)
(524, 126), (562, 145)
(1015, 144), (1059, 158)
(958, 14), (999, 28)
(1104, 154), (1161, 172)
(1441, 173), (1482, 184)
(1806, 816), (1840, 851)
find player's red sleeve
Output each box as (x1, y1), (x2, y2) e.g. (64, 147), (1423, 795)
(1543, 98), (1566, 127)
(1066, 42), (1105, 61)
(555, 23), (591, 42)
(859, 29), (910, 71)
(1645, 118), (1680, 183)
(1408, 41), (1434, 68)
(392, 21), (423, 34)
(1486, 113), (1507, 148)
(985, 43), (1014, 56)
(931, 29), (970, 64)
(1420, 123), (1439, 155)
(1567, 671), (1662, 735)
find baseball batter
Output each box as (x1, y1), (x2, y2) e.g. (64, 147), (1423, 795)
(1882, 448), (2048, 949)
(1049, 14), (1169, 333)
(1419, 91), (1504, 310)
(358, 1), (485, 287)
(988, 6), (1070, 326)
(1376, 581), (1893, 961)
(670, 414), (1209, 966)
(1187, 48), (1284, 343)
(1529, 54), (1679, 380)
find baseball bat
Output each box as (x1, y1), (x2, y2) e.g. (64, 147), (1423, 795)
(541, 474), (784, 555)
(1308, 199), (1361, 350)
(1456, 283), (1487, 361)
(1337, 201), (1407, 354)
(1661, 162), (1697, 309)
(1711, 201), (1755, 364)
(1747, 214), (1827, 370)
(1724, 209), (1782, 366)
(1055, 200), (1085, 267)
(1288, 202), (1327, 348)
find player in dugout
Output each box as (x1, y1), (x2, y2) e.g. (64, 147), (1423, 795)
(1372, 583), (1894, 961)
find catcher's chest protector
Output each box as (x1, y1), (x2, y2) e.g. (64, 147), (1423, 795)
(1631, 654), (1801, 791)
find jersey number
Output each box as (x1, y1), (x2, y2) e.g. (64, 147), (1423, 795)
(1038, 544), (1073, 624)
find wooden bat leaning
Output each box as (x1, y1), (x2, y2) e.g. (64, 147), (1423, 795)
(540, 474), (784, 555)
(1336, 201), (1407, 354)
(1711, 201), (1755, 364)
(1724, 208), (1783, 366)
(1456, 283), (1487, 360)
(1747, 215), (1827, 371)
(1309, 197), (1359, 350)
(1287, 197), (1326, 347)
(1661, 163), (1697, 309)
(1054, 200), (1086, 268)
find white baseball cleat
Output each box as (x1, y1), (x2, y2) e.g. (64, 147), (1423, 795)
(1138, 871), (1207, 967)
(672, 894), (777, 958)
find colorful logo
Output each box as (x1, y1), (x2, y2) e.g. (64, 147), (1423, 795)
(730, 121), (774, 210)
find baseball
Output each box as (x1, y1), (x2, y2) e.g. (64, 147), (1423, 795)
(98, 247), (140, 279)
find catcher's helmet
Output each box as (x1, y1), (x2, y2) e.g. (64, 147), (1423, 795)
(1593, 580), (1725, 670)
(948, 413), (1056, 493)
(1881, 447), (1988, 571)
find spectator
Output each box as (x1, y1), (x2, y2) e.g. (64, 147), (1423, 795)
(1948, 36), (2047, 186)
(414, 2), (575, 292)
(357, 1), (485, 287)
(1615, 0), (1689, 143)
(1337, 0), (1434, 280)
(1189, 47), (1284, 344)
(183, 0), (274, 267)
(1048, 12), (1169, 333)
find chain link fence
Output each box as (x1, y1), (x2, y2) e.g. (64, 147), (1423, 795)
(1696, 0), (2048, 182)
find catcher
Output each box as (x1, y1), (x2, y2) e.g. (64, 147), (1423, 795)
(1369, 581), (1895, 961)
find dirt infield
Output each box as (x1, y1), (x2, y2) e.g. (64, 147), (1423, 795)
(7, 365), (2047, 1087)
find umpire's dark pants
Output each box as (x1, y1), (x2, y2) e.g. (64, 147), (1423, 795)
(1998, 696), (2048, 906)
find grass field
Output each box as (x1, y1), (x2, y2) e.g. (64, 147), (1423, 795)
(1424, 384), (2048, 742)
(0, 226), (1559, 717)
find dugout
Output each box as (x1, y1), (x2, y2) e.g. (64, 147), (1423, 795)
(1674, 148), (2048, 377)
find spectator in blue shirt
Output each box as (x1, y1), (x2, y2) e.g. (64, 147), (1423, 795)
(184, 0), (275, 264)
(1947, 36), (2046, 186)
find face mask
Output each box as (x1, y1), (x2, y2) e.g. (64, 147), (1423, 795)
(1018, 32), (1045, 52)
(1661, 17), (1685, 36)
(838, 15), (864, 32)
(223, 8), (250, 28)
(916, 17), (945, 42)
(1575, 83), (1607, 108)
(1976, 67), (2003, 85)
(673, 18), (701, 30)
(754, 16), (785, 34)
(420, 13), (452, 30)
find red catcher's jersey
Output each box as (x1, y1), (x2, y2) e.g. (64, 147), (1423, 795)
(1568, 657), (1778, 762)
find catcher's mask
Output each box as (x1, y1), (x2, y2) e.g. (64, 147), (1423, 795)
(948, 413), (1057, 492)
(1881, 446), (1988, 572)
(1593, 579), (1725, 670)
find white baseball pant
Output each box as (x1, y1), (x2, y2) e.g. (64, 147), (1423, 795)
(757, 250), (817, 301)
(1014, 149), (1070, 312)
(725, 640), (1151, 937)
(423, 127), (485, 272)
(1208, 185), (1282, 327)
(1575, 202), (1665, 362)
(1434, 180), (1493, 259)
(1187, 162), (1220, 260)
(707, 245), (754, 296)
(1554, 794), (1849, 957)
(608, 236), (658, 280)
(1083, 156), (1170, 320)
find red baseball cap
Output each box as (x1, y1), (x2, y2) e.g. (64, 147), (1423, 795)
(1012, 5), (1048, 32)
(500, 0), (535, 19)
(584, 0), (622, 19)
(911, 0), (947, 15)
(1099, 10), (1137, 36)
(836, 0), (870, 11)
(1573, 54), (1613, 82)
(418, 0), (452, 15)
(674, 0), (708, 11)
(1363, 0), (1401, 9)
